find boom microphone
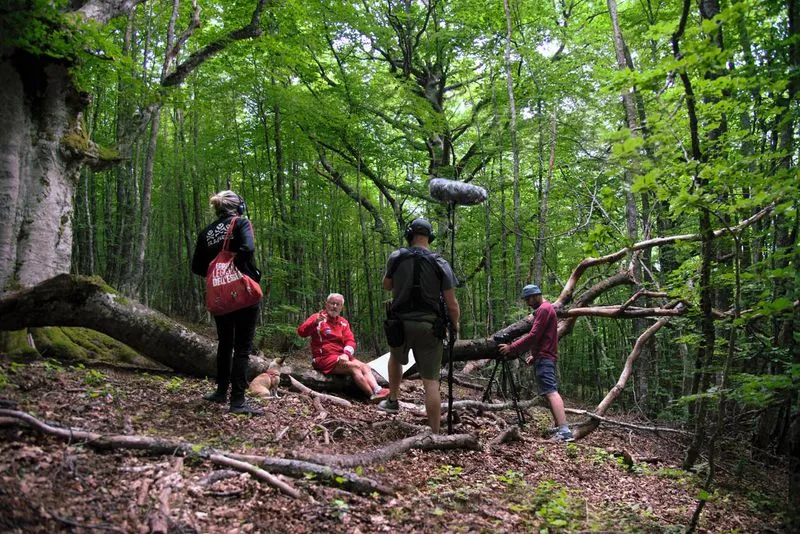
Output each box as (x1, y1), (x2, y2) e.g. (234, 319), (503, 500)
(429, 178), (488, 206)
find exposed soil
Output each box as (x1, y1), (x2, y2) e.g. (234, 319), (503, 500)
(0, 355), (789, 533)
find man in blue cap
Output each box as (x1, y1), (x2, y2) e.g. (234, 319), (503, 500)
(499, 284), (573, 441)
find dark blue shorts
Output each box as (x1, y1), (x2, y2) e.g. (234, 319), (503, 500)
(534, 358), (558, 395)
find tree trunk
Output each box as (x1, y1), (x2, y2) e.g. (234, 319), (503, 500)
(532, 108), (556, 286)
(503, 0), (523, 288)
(0, 54), (87, 292)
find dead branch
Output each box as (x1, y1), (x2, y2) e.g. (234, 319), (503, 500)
(488, 425), (522, 449)
(566, 408), (692, 436)
(288, 375), (352, 407)
(559, 305), (684, 318)
(620, 290), (671, 311)
(445, 398), (547, 412)
(553, 203), (773, 309)
(292, 431), (480, 468)
(207, 453), (301, 498)
(573, 302), (686, 440)
(226, 454), (394, 495)
(274, 426), (290, 441)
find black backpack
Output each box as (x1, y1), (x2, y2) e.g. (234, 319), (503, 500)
(387, 247), (445, 318)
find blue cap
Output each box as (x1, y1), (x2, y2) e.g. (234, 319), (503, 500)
(521, 284), (542, 299)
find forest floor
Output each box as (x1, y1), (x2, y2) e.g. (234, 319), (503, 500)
(0, 352), (790, 533)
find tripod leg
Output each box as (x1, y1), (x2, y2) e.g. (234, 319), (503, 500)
(447, 337), (454, 434)
(504, 360), (526, 427)
(481, 359), (500, 403)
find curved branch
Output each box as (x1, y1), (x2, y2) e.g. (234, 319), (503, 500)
(162, 0), (271, 87)
(566, 409), (692, 436)
(313, 151), (396, 245)
(553, 203), (775, 308)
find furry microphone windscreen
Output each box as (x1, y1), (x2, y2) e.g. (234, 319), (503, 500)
(429, 178), (488, 206)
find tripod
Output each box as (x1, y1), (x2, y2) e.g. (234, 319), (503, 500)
(481, 356), (526, 427)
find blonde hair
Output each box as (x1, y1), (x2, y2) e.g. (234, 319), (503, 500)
(209, 190), (241, 216)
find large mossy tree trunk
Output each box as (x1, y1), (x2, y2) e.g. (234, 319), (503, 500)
(0, 54), (86, 291)
(0, 4), (139, 293)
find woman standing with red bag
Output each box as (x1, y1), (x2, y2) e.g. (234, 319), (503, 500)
(192, 190), (263, 416)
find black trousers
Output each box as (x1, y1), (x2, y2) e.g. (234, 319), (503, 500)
(213, 304), (259, 404)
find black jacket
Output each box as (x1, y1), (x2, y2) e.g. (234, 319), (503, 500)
(191, 215), (261, 282)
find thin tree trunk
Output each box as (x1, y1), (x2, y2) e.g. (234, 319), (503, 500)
(607, 0), (651, 408)
(532, 108), (556, 286)
(503, 0), (522, 288)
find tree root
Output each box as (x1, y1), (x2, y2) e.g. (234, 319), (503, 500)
(0, 408), (386, 497)
(288, 375), (352, 407)
(292, 431), (480, 468)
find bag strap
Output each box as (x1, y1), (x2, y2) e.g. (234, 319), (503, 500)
(221, 216), (239, 252)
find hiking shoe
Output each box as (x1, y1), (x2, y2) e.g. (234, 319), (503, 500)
(229, 403), (263, 416)
(370, 388), (391, 403)
(551, 428), (574, 442)
(377, 398), (400, 414)
(203, 391), (227, 404)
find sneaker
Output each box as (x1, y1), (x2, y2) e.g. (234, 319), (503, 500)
(551, 428), (574, 442)
(376, 398), (400, 414)
(370, 388), (391, 403)
(229, 403), (264, 416)
(203, 391), (227, 404)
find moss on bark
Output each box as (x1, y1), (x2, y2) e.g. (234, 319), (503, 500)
(0, 330), (40, 359)
(30, 327), (169, 370)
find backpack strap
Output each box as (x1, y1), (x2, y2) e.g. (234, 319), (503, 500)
(221, 216), (239, 251)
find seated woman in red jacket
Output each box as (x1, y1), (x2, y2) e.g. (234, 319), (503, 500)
(297, 293), (389, 402)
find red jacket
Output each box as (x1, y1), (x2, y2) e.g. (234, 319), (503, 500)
(508, 300), (558, 362)
(297, 312), (356, 373)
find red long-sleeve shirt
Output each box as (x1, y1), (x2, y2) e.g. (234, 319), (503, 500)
(508, 300), (558, 362)
(297, 312), (356, 374)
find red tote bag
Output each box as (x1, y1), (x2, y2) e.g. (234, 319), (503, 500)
(205, 217), (263, 316)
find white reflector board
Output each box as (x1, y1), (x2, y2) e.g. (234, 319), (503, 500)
(368, 350), (417, 382)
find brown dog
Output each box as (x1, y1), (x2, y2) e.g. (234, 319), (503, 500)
(249, 356), (285, 398)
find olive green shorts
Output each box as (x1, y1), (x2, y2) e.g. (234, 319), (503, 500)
(389, 320), (444, 380)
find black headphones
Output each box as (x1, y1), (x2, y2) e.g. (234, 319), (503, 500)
(237, 194), (246, 216)
(405, 218), (435, 244)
